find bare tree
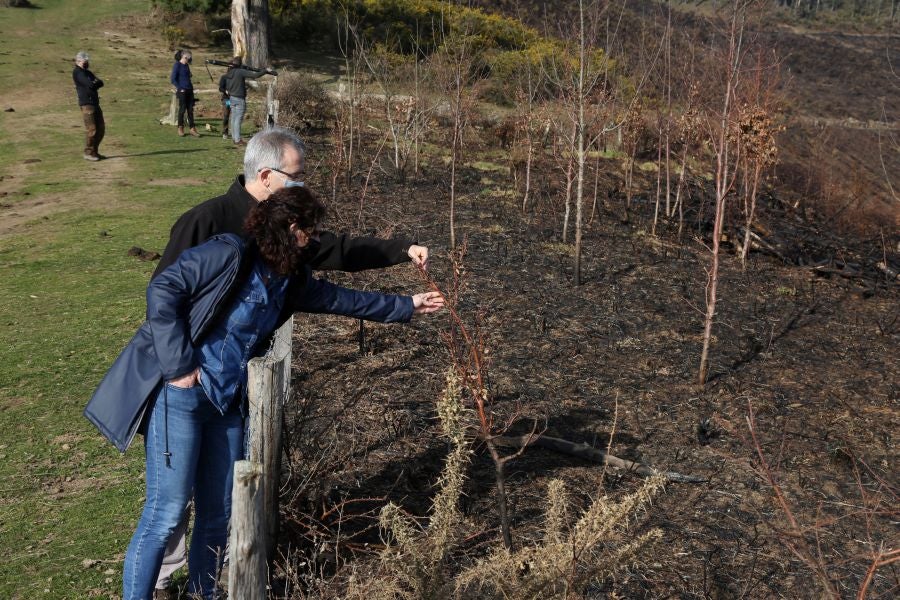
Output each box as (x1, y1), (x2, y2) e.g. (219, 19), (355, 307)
(417, 243), (536, 550)
(652, 6), (674, 237)
(358, 41), (420, 182)
(512, 69), (546, 214)
(541, 0), (617, 284)
(334, 9), (365, 193)
(621, 99), (643, 220)
(432, 7), (479, 250)
(698, 0), (751, 386)
(673, 82), (701, 240)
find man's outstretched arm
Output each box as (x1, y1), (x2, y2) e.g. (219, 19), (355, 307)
(309, 232), (428, 272)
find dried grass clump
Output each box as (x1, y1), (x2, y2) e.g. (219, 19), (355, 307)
(455, 476), (665, 599)
(346, 369), (471, 600)
(345, 370), (664, 600)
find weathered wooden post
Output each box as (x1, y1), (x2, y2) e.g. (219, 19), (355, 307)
(227, 89), (287, 596)
(159, 92), (178, 126)
(228, 461), (267, 600)
(266, 79), (278, 126)
(245, 316), (292, 559)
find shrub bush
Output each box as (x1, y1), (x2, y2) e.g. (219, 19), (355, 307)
(278, 0), (614, 104)
(273, 71), (335, 131)
(275, 0), (557, 60)
(163, 25), (185, 50)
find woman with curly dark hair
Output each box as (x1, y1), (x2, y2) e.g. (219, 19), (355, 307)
(85, 186), (443, 600)
(245, 185), (328, 275)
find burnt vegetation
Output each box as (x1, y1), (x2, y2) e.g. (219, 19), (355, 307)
(161, 0), (900, 597)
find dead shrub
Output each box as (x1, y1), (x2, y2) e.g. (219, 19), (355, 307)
(342, 369), (471, 600)
(274, 72), (335, 131)
(454, 477), (665, 599)
(337, 371), (665, 600)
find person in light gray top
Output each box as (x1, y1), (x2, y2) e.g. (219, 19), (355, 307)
(218, 56), (275, 145)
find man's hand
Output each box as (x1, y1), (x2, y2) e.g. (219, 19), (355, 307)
(412, 291), (445, 316)
(408, 245), (429, 270)
(168, 367), (200, 388)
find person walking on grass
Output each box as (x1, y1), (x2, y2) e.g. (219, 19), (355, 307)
(84, 186), (444, 600)
(220, 56), (275, 145)
(170, 49), (199, 138)
(73, 51), (105, 161)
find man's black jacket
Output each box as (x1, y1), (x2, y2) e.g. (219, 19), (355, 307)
(153, 176), (415, 278)
(73, 66), (103, 106)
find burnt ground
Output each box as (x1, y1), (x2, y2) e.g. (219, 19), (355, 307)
(767, 27), (900, 229)
(472, 0), (900, 232)
(270, 127), (899, 598)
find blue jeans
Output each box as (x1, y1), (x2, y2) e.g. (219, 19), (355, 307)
(123, 382), (244, 600)
(229, 97), (246, 143)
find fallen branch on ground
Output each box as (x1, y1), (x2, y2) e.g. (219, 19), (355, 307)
(493, 433), (707, 483)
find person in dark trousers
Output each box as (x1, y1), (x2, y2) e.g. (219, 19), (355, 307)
(218, 65), (233, 140)
(147, 125), (429, 598)
(219, 56), (275, 145)
(85, 185), (444, 600)
(170, 49), (199, 137)
(73, 51), (105, 161)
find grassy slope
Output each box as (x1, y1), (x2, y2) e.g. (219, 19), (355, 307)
(0, 2), (247, 596)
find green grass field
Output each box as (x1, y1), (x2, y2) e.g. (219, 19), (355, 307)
(0, 2), (254, 596)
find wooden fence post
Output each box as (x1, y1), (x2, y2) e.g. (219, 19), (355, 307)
(245, 316), (292, 560)
(266, 79), (278, 126)
(159, 92), (177, 126)
(228, 461), (267, 600)
(228, 95), (286, 596)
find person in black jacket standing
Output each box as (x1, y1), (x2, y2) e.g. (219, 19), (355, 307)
(73, 51), (105, 161)
(154, 125), (429, 277)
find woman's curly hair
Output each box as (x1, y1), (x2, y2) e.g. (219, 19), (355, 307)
(244, 186), (326, 275)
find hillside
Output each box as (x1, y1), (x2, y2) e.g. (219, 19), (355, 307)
(472, 0), (900, 232)
(275, 117), (899, 599)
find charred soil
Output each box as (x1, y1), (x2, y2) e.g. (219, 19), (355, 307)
(275, 127), (899, 598)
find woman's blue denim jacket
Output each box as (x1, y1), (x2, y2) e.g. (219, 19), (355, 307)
(197, 259), (288, 413)
(84, 234), (413, 452)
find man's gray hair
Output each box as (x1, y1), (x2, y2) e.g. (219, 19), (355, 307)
(181, 49), (192, 59)
(75, 51), (90, 63)
(243, 126), (306, 182)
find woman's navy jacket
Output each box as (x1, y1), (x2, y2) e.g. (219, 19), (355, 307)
(84, 234), (413, 452)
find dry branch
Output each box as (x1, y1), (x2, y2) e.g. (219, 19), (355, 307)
(493, 433), (707, 483)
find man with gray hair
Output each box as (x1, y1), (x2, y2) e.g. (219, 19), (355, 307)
(72, 51), (105, 161)
(155, 126), (428, 275)
(148, 125), (427, 598)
